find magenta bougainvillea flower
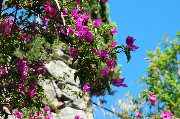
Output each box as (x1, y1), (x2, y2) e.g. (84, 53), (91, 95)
(35, 112), (43, 118)
(77, 0), (80, 6)
(136, 112), (142, 118)
(26, 80), (37, 98)
(101, 66), (110, 77)
(20, 34), (31, 42)
(71, 9), (79, 19)
(61, 28), (67, 35)
(26, 89), (36, 98)
(83, 84), (90, 92)
(96, 49), (109, 58)
(0, 17), (15, 36)
(43, 1), (57, 17)
(18, 82), (26, 91)
(28, 62), (46, 75)
(74, 114), (83, 119)
(67, 26), (75, 34)
(70, 47), (78, 59)
(102, 0), (109, 2)
(110, 41), (117, 48)
(61, 9), (68, 15)
(36, 61), (46, 75)
(161, 110), (173, 119)
(83, 26), (89, 31)
(84, 31), (94, 42)
(45, 113), (53, 119)
(42, 26), (47, 30)
(5, 17), (13, 26)
(82, 13), (90, 22)
(42, 17), (50, 25)
(76, 22), (83, 31)
(106, 59), (115, 68)
(149, 92), (156, 105)
(13, 110), (23, 119)
(71, 9), (78, 16)
(93, 18), (102, 26)
(43, 1), (51, 12)
(126, 36), (139, 51)
(30, 115), (34, 119)
(30, 22), (36, 27)
(76, 30), (85, 40)
(0, 68), (8, 76)
(112, 78), (127, 87)
(49, 8), (57, 17)
(15, 58), (28, 79)
(56, 30), (60, 35)
(44, 106), (50, 113)
(110, 28), (118, 35)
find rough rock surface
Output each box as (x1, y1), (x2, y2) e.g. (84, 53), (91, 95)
(1, 50), (94, 119)
(44, 60), (94, 119)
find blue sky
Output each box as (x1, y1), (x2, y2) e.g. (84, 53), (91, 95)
(4, 1), (180, 118)
(93, 1), (180, 119)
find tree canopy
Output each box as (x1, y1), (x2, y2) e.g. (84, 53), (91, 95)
(113, 34), (180, 119)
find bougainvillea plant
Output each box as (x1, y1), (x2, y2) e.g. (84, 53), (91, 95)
(0, 0), (138, 118)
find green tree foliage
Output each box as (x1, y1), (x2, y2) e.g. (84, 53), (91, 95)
(113, 34), (180, 118)
(142, 34), (180, 117)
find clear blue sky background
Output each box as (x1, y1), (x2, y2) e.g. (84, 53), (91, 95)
(93, 1), (180, 119)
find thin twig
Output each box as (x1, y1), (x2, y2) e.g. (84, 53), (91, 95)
(54, 0), (66, 26)
(10, 8), (18, 36)
(91, 101), (118, 115)
(0, 0), (3, 17)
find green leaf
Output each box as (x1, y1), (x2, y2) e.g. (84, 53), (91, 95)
(124, 47), (131, 63)
(176, 31), (180, 36)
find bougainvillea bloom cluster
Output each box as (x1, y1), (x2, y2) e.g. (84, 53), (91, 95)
(74, 114), (84, 119)
(27, 80), (37, 98)
(29, 106), (53, 119)
(15, 58), (28, 79)
(110, 28), (118, 35)
(102, 0), (109, 2)
(0, 68), (8, 76)
(43, 1), (57, 17)
(70, 47), (79, 59)
(112, 78), (127, 87)
(161, 110), (173, 119)
(83, 84), (90, 92)
(126, 36), (139, 51)
(93, 18), (102, 26)
(13, 110), (23, 119)
(149, 92), (157, 105)
(110, 42), (117, 48)
(136, 112), (142, 118)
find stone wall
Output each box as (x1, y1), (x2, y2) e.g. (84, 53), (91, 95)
(43, 60), (94, 119)
(1, 50), (94, 119)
